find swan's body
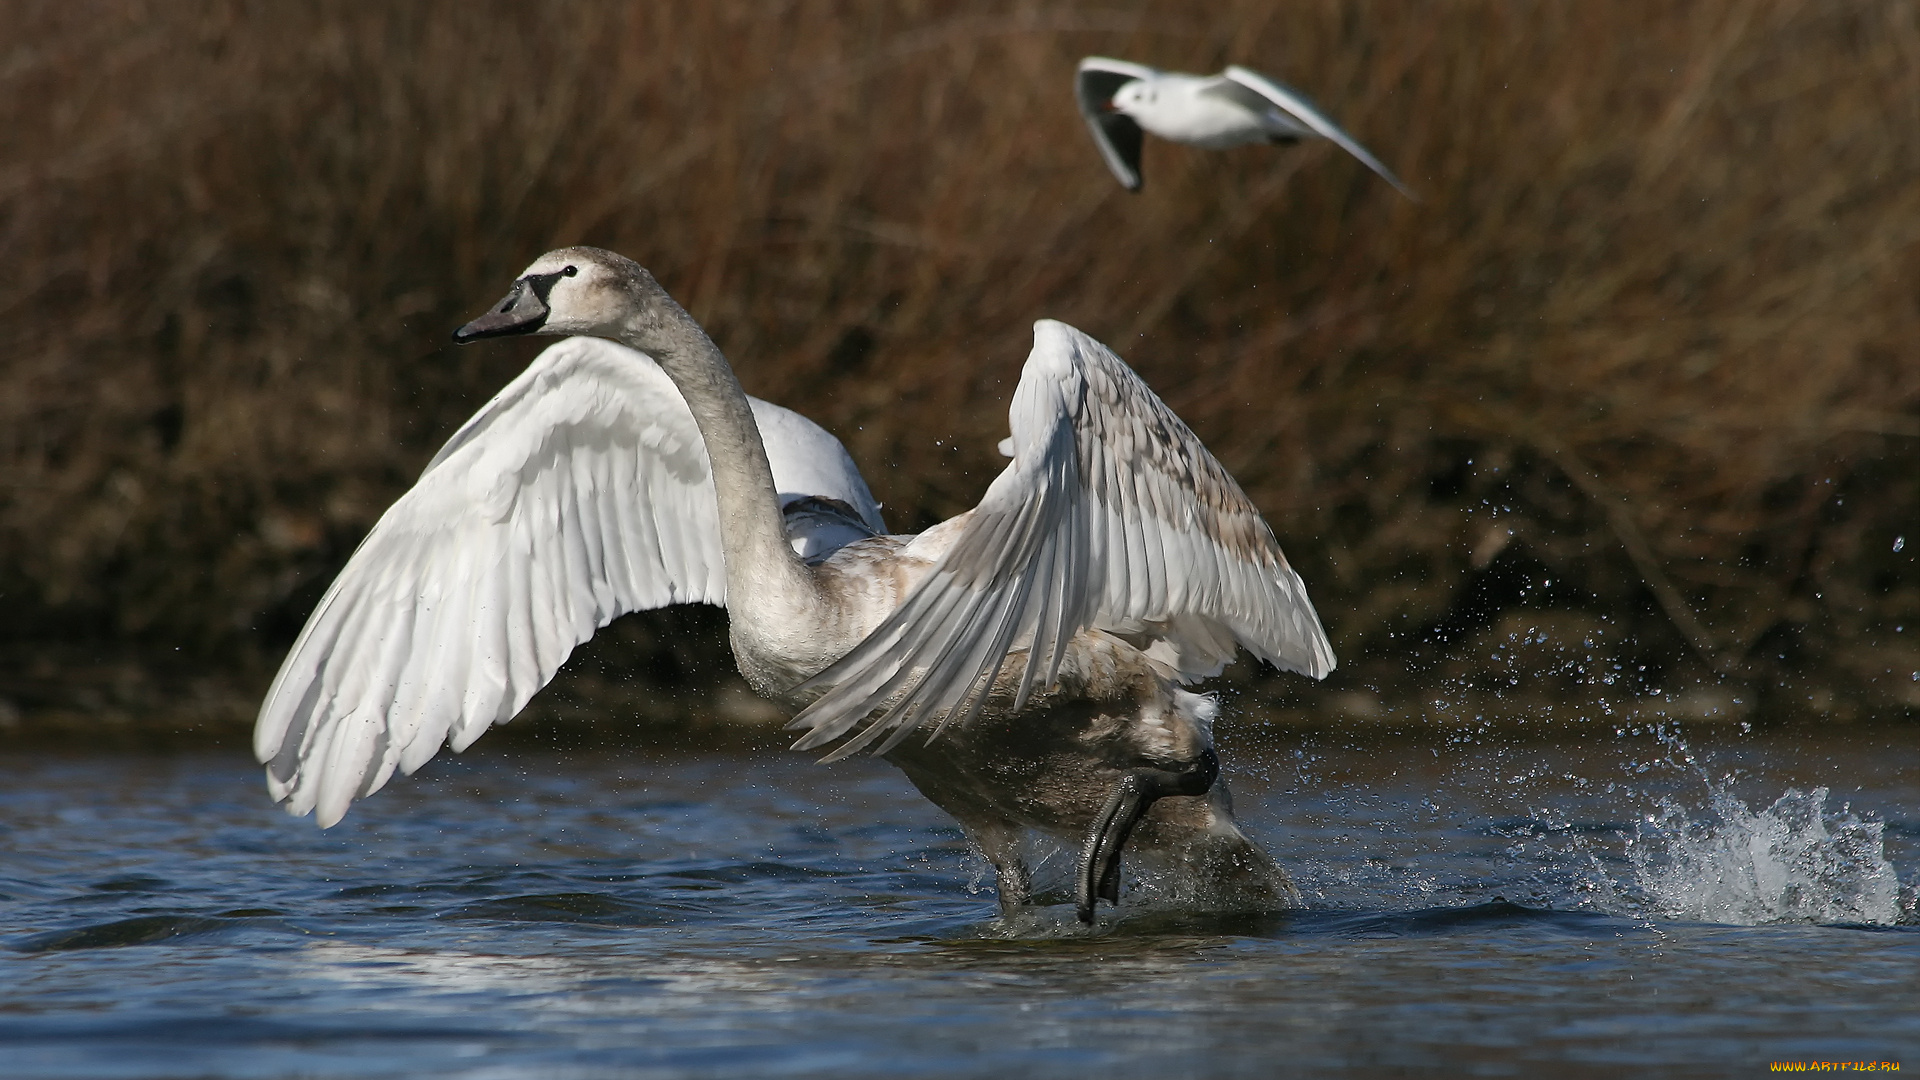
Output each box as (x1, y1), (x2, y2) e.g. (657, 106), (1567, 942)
(1075, 57), (1412, 197)
(256, 247), (1335, 920)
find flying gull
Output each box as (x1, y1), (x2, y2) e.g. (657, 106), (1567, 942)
(1075, 57), (1413, 197)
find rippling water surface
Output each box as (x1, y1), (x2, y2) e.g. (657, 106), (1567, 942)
(3, 721), (1917, 1077)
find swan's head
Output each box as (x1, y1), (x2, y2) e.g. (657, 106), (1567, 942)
(453, 246), (661, 343)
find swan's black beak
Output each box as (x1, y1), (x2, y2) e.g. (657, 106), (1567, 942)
(452, 271), (565, 343)
(1076, 749), (1219, 923)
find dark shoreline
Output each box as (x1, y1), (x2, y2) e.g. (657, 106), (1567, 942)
(3, 642), (1908, 753)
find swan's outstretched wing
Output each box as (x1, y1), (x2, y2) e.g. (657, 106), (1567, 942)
(255, 335), (878, 826)
(1076, 57), (1160, 191)
(1210, 66), (1414, 199)
(790, 319), (1334, 760)
(750, 402), (885, 540)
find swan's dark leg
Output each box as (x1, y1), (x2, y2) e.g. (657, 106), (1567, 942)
(963, 819), (1032, 914)
(1076, 749), (1220, 923)
(994, 856), (1033, 913)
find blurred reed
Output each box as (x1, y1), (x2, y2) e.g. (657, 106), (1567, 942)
(1, 0), (1915, 728)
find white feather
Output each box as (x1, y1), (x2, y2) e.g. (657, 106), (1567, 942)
(256, 336), (881, 824)
(788, 319), (1335, 756)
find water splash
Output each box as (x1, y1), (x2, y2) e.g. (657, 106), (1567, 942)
(1266, 719), (1914, 927)
(1626, 785), (1901, 926)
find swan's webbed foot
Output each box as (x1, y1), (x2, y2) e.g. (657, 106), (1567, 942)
(1075, 748), (1220, 923)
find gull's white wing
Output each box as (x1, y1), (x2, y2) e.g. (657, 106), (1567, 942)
(789, 319), (1335, 760)
(1076, 57), (1161, 191)
(1214, 65), (1414, 199)
(255, 335), (878, 826)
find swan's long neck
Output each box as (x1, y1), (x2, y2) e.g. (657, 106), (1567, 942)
(616, 296), (820, 637)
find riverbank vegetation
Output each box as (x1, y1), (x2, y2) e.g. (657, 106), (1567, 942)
(3, 0), (1915, 735)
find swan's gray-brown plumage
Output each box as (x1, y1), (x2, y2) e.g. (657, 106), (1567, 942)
(255, 247), (1334, 921)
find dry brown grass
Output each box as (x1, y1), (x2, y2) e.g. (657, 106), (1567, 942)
(3, 0), (1916, 725)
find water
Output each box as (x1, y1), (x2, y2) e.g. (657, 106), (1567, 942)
(3, 721), (1917, 1077)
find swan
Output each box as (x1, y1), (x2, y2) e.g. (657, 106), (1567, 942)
(1075, 57), (1412, 197)
(254, 247), (1336, 922)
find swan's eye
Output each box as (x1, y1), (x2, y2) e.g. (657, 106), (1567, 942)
(562, 265), (578, 277)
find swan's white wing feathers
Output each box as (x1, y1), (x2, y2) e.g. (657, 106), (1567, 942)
(752, 403), (886, 534)
(256, 336), (877, 826)
(789, 319), (1334, 759)
(1215, 66), (1414, 198)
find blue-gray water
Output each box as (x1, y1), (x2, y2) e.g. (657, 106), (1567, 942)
(3, 721), (1916, 1078)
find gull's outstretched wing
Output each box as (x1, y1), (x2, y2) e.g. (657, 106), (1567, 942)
(1076, 57), (1160, 191)
(1212, 65), (1414, 199)
(255, 336), (879, 826)
(789, 319), (1335, 760)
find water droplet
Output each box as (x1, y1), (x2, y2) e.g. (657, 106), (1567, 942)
(1896, 535), (1906, 552)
